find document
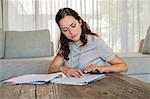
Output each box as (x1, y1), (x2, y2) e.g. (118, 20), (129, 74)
(51, 73), (106, 85)
(4, 72), (106, 85)
(4, 72), (64, 84)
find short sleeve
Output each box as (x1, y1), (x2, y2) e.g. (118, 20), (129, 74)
(95, 37), (115, 61)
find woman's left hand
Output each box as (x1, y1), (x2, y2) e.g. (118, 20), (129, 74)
(84, 64), (105, 73)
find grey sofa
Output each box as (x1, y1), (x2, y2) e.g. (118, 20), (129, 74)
(119, 26), (150, 83)
(119, 53), (150, 83)
(0, 28), (150, 84)
(0, 29), (54, 82)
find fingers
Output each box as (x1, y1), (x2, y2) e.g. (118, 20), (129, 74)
(84, 64), (98, 73)
(74, 72), (82, 78)
(98, 67), (105, 73)
(78, 69), (84, 77)
(67, 69), (84, 78)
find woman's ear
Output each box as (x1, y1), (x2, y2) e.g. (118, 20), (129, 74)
(79, 19), (82, 26)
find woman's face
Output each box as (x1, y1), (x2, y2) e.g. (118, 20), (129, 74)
(59, 16), (82, 42)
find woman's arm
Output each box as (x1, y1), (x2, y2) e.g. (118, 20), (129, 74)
(102, 55), (128, 73)
(84, 55), (128, 73)
(48, 55), (84, 77)
(48, 55), (65, 73)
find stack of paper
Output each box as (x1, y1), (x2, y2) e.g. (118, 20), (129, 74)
(4, 72), (106, 85)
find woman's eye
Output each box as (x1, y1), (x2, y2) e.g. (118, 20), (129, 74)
(62, 30), (67, 32)
(71, 24), (76, 28)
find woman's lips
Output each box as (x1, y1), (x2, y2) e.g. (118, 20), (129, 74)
(71, 34), (77, 38)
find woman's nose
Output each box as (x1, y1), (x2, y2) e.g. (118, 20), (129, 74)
(68, 28), (74, 35)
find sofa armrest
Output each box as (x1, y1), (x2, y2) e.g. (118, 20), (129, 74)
(139, 39), (144, 53)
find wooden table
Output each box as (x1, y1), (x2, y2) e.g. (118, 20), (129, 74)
(0, 73), (150, 99)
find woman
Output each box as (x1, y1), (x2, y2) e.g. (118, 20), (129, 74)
(48, 8), (128, 78)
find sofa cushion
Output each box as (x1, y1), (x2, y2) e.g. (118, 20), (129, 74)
(118, 52), (150, 74)
(142, 26), (150, 54)
(4, 29), (51, 58)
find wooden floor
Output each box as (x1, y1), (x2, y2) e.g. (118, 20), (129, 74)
(0, 73), (150, 99)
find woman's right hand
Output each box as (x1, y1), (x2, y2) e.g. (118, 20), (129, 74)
(60, 67), (84, 78)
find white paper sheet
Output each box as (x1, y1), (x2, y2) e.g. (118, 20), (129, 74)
(51, 74), (106, 85)
(4, 72), (106, 85)
(4, 72), (63, 84)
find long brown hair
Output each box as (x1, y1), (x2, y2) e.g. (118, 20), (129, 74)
(55, 8), (97, 60)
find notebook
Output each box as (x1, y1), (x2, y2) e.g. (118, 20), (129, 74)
(4, 72), (106, 85)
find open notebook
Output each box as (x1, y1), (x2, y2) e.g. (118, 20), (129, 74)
(4, 72), (106, 85)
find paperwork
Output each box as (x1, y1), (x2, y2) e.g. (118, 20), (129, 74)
(4, 72), (106, 85)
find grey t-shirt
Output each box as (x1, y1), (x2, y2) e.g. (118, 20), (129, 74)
(64, 35), (115, 70)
